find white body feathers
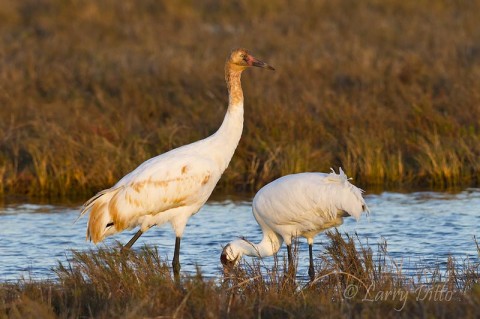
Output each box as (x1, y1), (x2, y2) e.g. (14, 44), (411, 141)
(78, 48), (274, 246)
(80, 102), (243, 243)
(222, 169), (369, 262)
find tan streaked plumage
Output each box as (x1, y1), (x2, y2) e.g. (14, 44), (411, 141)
(78, 48), (274, 277)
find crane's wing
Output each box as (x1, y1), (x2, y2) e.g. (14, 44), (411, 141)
(80, 152), (219, 242)
(253, 169), (368, 230)
(114, 153), (217, 217)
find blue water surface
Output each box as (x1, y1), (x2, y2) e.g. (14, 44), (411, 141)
(0, 190), (479, 281)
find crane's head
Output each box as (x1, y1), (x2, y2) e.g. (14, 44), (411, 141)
(220, 242), (241, 269)
(220, 237), (252, 270)
(227, 48), (275, 72)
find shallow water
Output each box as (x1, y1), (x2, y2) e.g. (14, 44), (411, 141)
(0, 190), (479, 281)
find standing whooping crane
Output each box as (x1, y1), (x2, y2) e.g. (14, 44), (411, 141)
(78, 49), (274, 279)
(220, 168), (369, 281)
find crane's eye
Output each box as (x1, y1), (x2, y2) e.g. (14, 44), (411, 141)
(241, 54), (248, 61)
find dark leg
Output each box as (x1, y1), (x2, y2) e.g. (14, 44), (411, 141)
(122, 225), (156, 251)
(172, 236), (181, 281)
(287, 244), (293, 267)
(122, 229), (144, 250)
(286, 243), (296, 281)
(308, 243), (315, 281)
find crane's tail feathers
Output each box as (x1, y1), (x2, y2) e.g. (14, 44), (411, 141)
(327, 167), (353, 183)
(74, 187), (124, 243)
(364, 203), (371, 215)
(74, 188), (113, 224)
(329, 167), (353, 181)
(327, 167), (370, 219)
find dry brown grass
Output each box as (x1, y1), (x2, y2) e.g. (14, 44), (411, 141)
(1, 232), (479, 318)
(1, 0), (480, 196)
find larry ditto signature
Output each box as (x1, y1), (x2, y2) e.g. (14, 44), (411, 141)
(342, 282), (454, 311)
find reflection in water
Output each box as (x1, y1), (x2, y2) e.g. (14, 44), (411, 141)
(0, 190), (479, 280)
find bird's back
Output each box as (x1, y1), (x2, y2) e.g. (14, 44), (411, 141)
(82, 138), (224, 242)
(252, 170), (368, 239)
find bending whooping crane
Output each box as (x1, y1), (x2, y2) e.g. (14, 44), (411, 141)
(220, 168), (369, 281)
(78, 49), (274, 279)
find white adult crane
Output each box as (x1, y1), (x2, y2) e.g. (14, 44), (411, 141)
(79, 49), (274, 279)
(221, 169), (369, 281)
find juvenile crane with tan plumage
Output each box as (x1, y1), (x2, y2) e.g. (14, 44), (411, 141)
(79, 49), (274, 278)
(221, 169), (369, 281)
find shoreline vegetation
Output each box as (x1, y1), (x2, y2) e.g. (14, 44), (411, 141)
(1, 231), (479, 318)
(1, 0), (480, 197)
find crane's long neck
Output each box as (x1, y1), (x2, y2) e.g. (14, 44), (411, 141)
(209, 65), (245, 171)
(237, 233), (283, 258)
(225, 65), (244, 108)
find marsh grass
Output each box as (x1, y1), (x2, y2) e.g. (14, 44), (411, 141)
(1, 232), (479, 318)
(1, 0), (480, 196)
